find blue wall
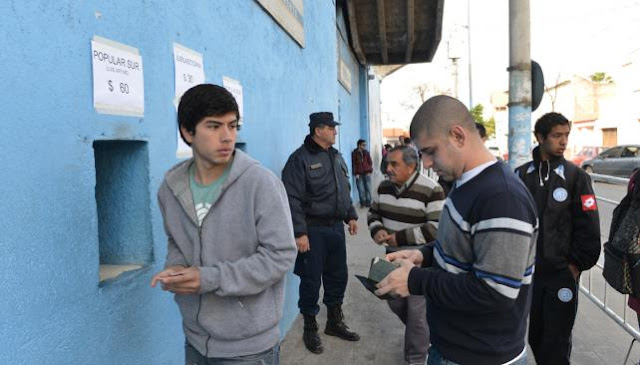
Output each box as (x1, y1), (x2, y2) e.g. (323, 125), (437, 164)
(0, 1), (368, 364)
(336, 6), (368, 203)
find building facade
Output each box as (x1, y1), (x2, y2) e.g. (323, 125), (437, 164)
(0, 2), (374, 364)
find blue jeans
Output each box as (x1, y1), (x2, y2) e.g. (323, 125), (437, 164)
(185, 343), (280, 365)
(355, 174), (371, 206)
(427, 345), (526, 365)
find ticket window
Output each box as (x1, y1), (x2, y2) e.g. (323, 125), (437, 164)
(94, 140), (152, 283)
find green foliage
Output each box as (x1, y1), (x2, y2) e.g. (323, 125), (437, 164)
(470, 104), (484, 123)
(589, 72), (614, 84)
(484, 117), (496, 138)
(470, 104), (496, 138)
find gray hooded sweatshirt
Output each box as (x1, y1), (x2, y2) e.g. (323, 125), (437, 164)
(157, 149), (297, 358)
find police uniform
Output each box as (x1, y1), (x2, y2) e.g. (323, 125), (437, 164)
(281, 112), (359, 354)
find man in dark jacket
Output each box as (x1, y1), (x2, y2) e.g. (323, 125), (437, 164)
(282, 112), (360, 354)
(515, 112), (601, 364)
(352, 139), (373, 207)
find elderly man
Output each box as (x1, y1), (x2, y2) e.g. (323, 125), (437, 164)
(368, 145), (445, 365)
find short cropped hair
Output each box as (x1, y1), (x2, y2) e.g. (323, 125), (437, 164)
(534, 112), (571, 139)
(357, 139), (366, 146)
(178, 84), (240, 145)
(310, 124), (326, 136)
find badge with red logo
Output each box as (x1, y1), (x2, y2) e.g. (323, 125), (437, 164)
(581, 195), (598, 211)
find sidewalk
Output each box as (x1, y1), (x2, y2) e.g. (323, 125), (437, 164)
(280, 206), (405, 364)
(280, 207), (640, 365)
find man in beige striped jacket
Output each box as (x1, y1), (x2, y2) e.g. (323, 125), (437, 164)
(368, 145), (445, 365)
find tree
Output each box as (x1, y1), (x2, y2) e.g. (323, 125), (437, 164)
(589, 72), (614, 84)
(470, 104), (496, 138)
(545, 73), (562, 111)
(400, 83), (452, 111)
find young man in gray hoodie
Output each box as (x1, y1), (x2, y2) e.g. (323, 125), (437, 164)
(151, 84), (297, 365)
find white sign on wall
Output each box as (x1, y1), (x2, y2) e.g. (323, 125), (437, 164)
(255, 0), (305, 47)
(223, 76), (244, 125)
(91, 36), (144, 116)
(173, 43), (206, 158)
(339, 59), (352, 93)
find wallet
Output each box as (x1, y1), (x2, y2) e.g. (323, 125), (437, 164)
(355, 257), (401, 300)
(355, 275), (396, 300)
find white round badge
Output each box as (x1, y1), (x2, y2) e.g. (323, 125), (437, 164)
(558, 288), (573, 302)
(553, 187), (568, 202)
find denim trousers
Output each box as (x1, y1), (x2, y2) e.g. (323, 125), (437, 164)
(185, 343), (280, 365)
(355, 174), (372, 206)
(426, 345), (527, 365)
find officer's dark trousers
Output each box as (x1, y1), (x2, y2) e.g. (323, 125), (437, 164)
(528, 268), (579, 365)
(294, 222), (347, 316)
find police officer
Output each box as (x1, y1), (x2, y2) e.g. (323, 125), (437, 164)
(282, 112), (360, 354)
(516, 112), (601, 364)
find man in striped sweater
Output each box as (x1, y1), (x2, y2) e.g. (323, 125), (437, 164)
(368, 145), (445, 365)
(376, 95), (538, 365)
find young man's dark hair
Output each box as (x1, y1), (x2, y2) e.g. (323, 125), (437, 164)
(534, 112), (571, 140)
(357, 139), (366, 146)
(403, 136), (412, 145)
(475, 122), (487, 140)
(177, 84), (240, 145)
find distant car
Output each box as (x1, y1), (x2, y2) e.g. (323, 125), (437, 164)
(488, 146), (503, 160)
(581, 145), (640, 177)
(571, 146), (604, 167)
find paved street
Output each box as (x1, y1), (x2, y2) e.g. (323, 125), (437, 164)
(281, 180), (639, 364)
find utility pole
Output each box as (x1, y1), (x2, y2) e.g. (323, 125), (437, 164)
(448, 31), (462, 100)
(452, 58), (459, 98)
(467, 0), (473, 108)
(508, 0), (532, 169)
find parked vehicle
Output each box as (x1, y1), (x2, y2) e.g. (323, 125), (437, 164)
(581, 145), (640, 177)
(488, 146), (503, 160)
(571, 146), (604, 167)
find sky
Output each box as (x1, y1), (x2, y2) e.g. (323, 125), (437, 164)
(381, 0), (640, 129)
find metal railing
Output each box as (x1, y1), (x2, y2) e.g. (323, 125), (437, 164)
(581, 173), (637, 363)
(589, 173), (632, 185)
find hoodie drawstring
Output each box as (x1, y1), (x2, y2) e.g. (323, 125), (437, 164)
(538, 160), (550, 186)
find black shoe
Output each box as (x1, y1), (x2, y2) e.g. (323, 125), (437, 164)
(324, 305), (360, 341)
(303, 315), (323, 354)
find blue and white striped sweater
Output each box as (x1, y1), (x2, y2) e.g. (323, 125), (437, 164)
(407, 161), (538, 365)
(432, 197), (537, 298)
